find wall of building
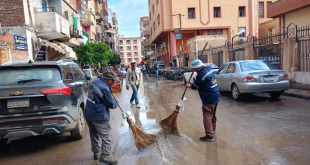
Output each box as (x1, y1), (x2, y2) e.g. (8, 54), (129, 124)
(0, 0), (26, 27)
(259, 18), (280, 37)
(0, 33), (29, 61)
(119, 37), (142, 65)
(285, 7), (310, 28)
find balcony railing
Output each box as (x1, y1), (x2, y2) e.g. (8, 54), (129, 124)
(36, 7), (68, 20)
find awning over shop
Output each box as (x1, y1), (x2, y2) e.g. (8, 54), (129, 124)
(38, 39), (76, 61)
(39, 39), (65, 55)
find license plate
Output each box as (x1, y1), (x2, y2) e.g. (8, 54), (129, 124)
(264, 75), (274, 82)
(7, 98), (30, 108)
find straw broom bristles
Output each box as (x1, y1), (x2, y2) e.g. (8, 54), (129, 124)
(160, 105), (180, 135)
(127, 118), (157, 150)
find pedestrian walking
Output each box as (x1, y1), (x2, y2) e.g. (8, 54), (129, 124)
(84, 70), (119, 164)
(185, 59), (220, 142)
(154, 64), (159, 77)
(126, 60), (143, 108)
(169, 61), (173, 67)
(142, 64), (147, 76)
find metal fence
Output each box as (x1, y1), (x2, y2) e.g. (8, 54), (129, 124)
(209, 45), (225, 67)
(297, 25), (310, 72)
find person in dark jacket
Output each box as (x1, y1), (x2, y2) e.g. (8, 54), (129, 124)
(185, 59), (220, 142)
(84, 70), (119, 164)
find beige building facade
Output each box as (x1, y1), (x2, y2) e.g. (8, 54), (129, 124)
(119, 37), (142, 66)
(148, 0), (277, 66)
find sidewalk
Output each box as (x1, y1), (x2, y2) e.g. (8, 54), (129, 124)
(283, 88), (310, 100)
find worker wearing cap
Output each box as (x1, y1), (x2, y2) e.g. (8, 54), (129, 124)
(185, 59), (220, 142)
(84, 70), (119, 164)
(126, 60), (143, 108)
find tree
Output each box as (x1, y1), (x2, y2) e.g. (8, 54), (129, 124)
(109, 54), (121, 66)
(75, 42), (113, 68)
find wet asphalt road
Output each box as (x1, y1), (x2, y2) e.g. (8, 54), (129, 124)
(1, 76), (310, 165)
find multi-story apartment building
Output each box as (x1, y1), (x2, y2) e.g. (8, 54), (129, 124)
(148, 0), (277, 66)
(119, 37), (142, 65)
(112, 11), (120, 55)
(140, 16), (156, 65)
(106, 8), (119, 54)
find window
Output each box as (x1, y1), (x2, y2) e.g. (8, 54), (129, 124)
(239, 7), (245, 17)
(121, 58), (124, 61)
(120, 46), (123, 50)
(120, 52), (124, 55)
(226, 63), (236, 73)
(157, 14), (160, 25)
(188, 8), (195, 19)
(126, 40), (131, 44)
(240, 61), (276, 71)
(133, 46), (138, 49)
(218, 29), (223, 35)
(128, 58), (132, 61)
(127, 46), (131, 50)
(239, 27), (246, 37)
(70, 64), (86, 81)
(119, 40), (123, 43)
(267, 1), (272, 14)
(259, 2), (264, 18)
(134, 52), (138, 55)
(127, 52), (132, 55)
(214, 7), (221, 18)
(42, 0), (47, 11)
(134, 58), (138, 61)
(207, 30), (210, 35)
(212, 29), (217, 35)
(217, 64), (228, 75)
(133, 39), (137, 43)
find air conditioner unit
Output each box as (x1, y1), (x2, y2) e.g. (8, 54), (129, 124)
(162, 42), (167, 48)
(239, 37), (246, 43)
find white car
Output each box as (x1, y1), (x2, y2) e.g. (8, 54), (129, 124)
(183, 63), (219, 84)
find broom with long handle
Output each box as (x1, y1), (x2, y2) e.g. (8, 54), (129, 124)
(160, 42), (209, 135)
(92, 65), (157, 150)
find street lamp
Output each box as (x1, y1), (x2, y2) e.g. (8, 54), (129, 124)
(231, 30), (245, 60)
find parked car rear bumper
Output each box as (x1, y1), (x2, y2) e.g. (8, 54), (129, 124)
(238, 80), (290, 93)
(0, 114), (76, 139)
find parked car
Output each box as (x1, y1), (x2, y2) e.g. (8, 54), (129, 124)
(102, 68), (123, 93)
(183, 63), (219, 84)
(0, 59), (91, 145)
(121, 67), (127, 77)
(215, 60), (289, 100)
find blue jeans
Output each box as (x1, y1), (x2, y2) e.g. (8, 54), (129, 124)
(130, 83), (140, 104)
(156, 70), (159, 77)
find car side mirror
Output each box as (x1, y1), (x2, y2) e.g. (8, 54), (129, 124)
(86, 75), (91, 80)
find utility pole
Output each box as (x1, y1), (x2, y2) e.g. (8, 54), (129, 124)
(171, 13), (184, 67)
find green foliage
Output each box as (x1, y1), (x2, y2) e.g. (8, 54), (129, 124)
(75, 42), (113, 67)
(109, 54), (121, 65)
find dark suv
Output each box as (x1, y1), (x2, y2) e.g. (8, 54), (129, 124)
(0, 60), (91, 145)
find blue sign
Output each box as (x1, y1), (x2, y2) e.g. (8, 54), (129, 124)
(14, 35), (28, 51)
(36, 47), (46, 60)
(176, 34), (182, 40)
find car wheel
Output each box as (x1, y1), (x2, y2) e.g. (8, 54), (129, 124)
(70, 107), (85, 140)
(232, 84), (241, 101)
(269, 91), (282, 99)
(0, 139), (8, 146)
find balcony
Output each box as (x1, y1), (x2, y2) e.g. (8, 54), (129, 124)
(80, 12), (96, 26)
(102, 1), (108, 16)
(34, 7), (70, 40)
(143, 30), (151, 36)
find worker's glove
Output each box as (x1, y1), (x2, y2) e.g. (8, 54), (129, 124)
(122, 111), (132, 119)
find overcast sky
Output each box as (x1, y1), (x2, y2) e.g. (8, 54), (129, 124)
(109, 0), (148, 38)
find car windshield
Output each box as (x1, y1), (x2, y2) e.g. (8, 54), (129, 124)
(0, 67), (61, 85)
(240, 61), (277, 71)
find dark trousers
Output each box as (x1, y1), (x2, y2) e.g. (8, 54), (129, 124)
(202, 103), (218, 137)
(86, 119), (111, 155)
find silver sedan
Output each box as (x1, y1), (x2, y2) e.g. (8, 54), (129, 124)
(215, 60), (290, 100)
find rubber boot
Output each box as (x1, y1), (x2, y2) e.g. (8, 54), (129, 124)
(99, 155), (118, 165)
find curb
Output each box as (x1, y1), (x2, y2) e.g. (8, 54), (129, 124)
(283, 92), (310, 100)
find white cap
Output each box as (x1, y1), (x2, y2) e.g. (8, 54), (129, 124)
(131, 60), (136, 63)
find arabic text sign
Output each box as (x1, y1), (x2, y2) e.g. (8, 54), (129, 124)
(14, 35), (28, 51)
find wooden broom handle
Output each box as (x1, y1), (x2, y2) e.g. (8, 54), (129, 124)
(112, 93), (124, 113)
(181, 42), (208, 100)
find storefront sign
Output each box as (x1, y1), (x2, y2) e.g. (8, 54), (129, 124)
(14, 35), (28, 51)
(176, 34), (182, 40)
(36, 47), (46, 60)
